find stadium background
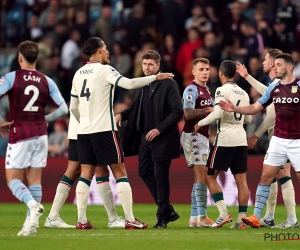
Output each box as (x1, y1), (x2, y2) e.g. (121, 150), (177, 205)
(0, 0), (300, 204)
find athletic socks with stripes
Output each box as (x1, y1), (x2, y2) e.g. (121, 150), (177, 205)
(195, 182), (208, 218)
(190, 184), (197, 220)
(48, 175), (74, 220)
(254, 184), (270, 219)
(9, 179), (36, 206)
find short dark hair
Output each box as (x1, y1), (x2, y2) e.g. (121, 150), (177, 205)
(141, 50), (161, 63)
(18, 41), (39, 64)
(268, 48), (283, 60)
(193, 58), (209, 67)
(275, 53), (295, 66)
(83, 37), (103, 56)
(219, 60), (236, 78)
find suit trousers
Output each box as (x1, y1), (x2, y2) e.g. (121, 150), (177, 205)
(138, 135), (173, 220)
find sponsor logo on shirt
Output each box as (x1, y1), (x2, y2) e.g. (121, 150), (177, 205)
(273, 97), (299, 103)
(186, 94), (193, 101)
(216, 90), (224, 98)
(200, 99), (212, 106)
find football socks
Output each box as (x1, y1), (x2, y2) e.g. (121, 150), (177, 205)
(280, 177), (297, 224)
(264, 178), (277, 221)
(48, 175), (74, 220)
(116, 177), (135, 222)
(96, 176), (118, 222)
(254, 184), (270, 219)
(76, 177), (91, 224)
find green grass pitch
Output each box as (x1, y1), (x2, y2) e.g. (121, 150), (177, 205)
(0, 204), (299, 250)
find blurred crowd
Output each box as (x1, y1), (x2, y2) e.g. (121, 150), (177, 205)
(1, 0), (300, 157)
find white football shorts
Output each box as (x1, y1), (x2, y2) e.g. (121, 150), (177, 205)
(181, 131), (209, 168)
(5, 135), (48, 169)
(264, 136), (300, 172)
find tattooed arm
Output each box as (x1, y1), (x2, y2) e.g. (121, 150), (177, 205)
(184, 107), (214, 120)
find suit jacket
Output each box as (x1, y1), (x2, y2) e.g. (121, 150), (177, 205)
(120, 78), (183, 162)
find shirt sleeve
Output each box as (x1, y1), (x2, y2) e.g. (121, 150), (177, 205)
(244, 115), (252, 124)
(245, 75), (267, 95)
(243, 94), (252, 124)
(0, 72), (15, 97)
(257, 83), (277, 108)
(198, 87), (225, 127)
(182, 85), (198, 109)
(69, 96), (80, 123)
(70, 83), (78, 98)
(105, 66), (123, 85)
(46, 76), (66, 106)
(198, 105), (224, 127)
(254, 103), (275, 138)
(214, 86), (227, 104)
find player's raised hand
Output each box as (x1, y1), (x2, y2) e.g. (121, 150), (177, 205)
(156, 72), (174, 81)
(0, 120), (14, 138)
(194, 123), (201, 135)
(236, 62), (249, 79)
(247, 134), (258, 150)
(219, 100), (235, 112)
(114, 113), (122, 127)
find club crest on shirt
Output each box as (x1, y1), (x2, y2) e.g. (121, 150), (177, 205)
(202, 154), (207, 162)
(0, 76), (5, 85)
(291, 86), (298, 93)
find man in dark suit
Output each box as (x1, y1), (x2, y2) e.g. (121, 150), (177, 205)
(115, 50), (183, 228)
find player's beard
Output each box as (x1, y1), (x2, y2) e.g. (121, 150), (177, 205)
(275, 71), (287, 79)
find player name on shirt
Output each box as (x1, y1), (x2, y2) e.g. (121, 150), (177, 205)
(23, 74), (41, 82)
(80, 69), (94, 74)
(231, 89), (245, 95)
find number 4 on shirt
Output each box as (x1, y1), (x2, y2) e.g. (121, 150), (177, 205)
(81, 79), (91, 101)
